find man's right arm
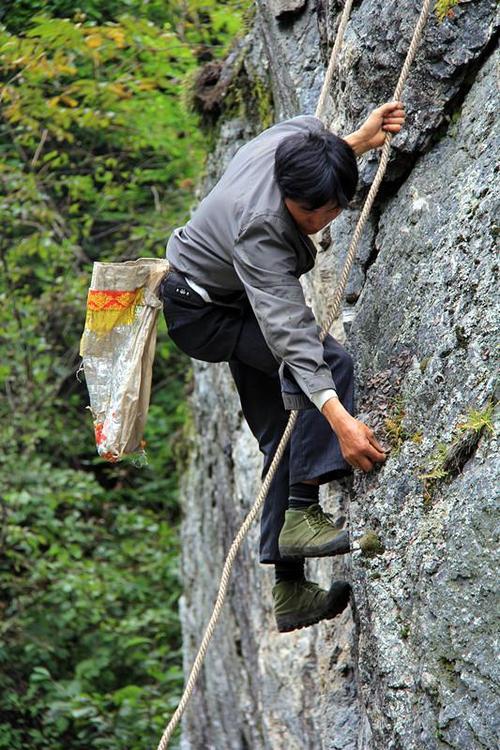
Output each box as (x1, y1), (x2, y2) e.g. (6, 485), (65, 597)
(321, 396), (388, 472)
(233, 215), (388, 472)
(233, 215), (338, 401)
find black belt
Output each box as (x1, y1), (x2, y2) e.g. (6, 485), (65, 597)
(166, 266), (247, 308)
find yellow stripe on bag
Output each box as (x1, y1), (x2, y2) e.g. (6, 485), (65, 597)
(84, 288), (144, 333)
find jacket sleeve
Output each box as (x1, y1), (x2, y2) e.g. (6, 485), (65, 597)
(233, 215), (338, 401)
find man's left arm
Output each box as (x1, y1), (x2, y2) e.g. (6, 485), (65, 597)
(343, 100), (406, 155)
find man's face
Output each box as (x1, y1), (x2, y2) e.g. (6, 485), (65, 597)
(284, 198), (343, 235)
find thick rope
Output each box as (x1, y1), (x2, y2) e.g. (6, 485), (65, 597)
(157, 1), (432, 746)
(320, 0), (432, 337)
(315, 0), (354, 122)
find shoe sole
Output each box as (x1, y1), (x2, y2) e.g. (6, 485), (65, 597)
(276, 586), (351, 633)
(279, 529), (350, 559)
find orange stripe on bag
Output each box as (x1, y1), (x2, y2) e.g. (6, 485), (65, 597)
(84, 288), (144, 333)
(94, 422), (119, 462)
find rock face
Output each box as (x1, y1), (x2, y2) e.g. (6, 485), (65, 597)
(176, 2), (499, 749)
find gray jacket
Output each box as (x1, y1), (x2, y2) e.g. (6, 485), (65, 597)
(166, 115), (338, 403)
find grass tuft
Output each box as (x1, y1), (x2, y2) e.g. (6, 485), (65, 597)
(418, 399), (496, 504)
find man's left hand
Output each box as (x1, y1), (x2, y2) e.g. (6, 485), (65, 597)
(354, 100), (406, 152)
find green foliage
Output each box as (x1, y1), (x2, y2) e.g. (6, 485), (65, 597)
(1, 0), (245, 48)
(0, 1), (249, 747)
(0, 456), (183, 749)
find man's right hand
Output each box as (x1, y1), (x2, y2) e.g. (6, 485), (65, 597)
(321, 397), (388, 472)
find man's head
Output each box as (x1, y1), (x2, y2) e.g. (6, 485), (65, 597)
(274, 127), (358, 235)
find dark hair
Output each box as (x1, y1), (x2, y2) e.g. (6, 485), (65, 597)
(274, 127), (358, 209)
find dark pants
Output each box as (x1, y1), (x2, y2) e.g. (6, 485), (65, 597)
(161, 271), (355, 564)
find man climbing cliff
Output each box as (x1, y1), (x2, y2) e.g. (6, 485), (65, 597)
(161, 101), (405, 632)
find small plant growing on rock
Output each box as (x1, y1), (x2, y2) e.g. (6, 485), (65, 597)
(358, 531), (385, 558)
(455, 401), (495, 435)
(418, 399), (496, 504)
(435, 0), (461, 22)
(400, 625), (410, 640)
(419, 355), (431, 374)
(420, 443), (450, 504)
(384, 394), (408, 453)
(419, 442), (450, 482)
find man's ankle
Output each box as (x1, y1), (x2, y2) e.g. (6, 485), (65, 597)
(288, 480), (319, 510)
(274, 558), (305, 584)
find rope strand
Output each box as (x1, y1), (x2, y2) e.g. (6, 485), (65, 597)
(315, 0), (354, 122)
(157, 1), (432, 746)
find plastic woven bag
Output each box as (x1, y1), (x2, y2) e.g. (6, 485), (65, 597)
(79, 258), (169, 462)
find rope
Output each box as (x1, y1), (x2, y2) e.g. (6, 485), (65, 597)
(157, 1), (432, 746)
(315, 0), (354, 122)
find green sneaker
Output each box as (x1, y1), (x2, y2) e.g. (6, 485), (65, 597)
(278, 504), (349, 558)
(272, 579), (351, 633)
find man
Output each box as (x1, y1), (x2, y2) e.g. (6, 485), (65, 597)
(161, 101), (405, 632)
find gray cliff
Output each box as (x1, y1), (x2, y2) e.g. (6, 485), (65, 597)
(176, 2), (499, 748)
